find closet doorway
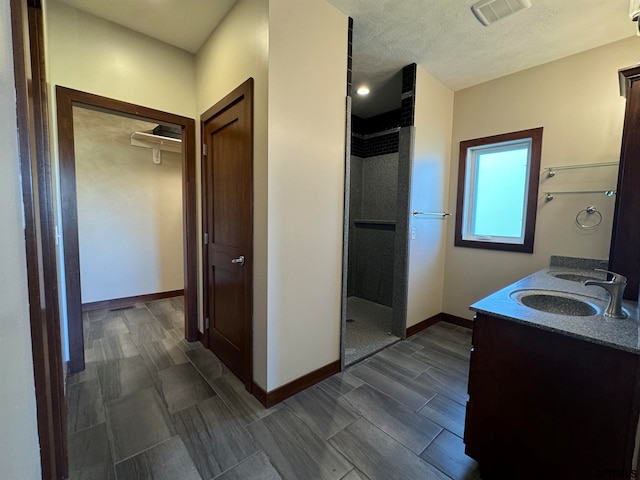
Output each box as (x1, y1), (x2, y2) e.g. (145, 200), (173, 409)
(56, 87), (198, 373)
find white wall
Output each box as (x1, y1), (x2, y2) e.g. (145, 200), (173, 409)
(195, 0), (269, 389)
(267, 0), (347, 389)
(443, 37), (638, 319)
(0, 2), (42, 477)
(74, 107), (184, 303)
(406, 67), (454, 328)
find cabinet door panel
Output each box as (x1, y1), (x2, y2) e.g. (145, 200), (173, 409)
(464, 313), (638, 480)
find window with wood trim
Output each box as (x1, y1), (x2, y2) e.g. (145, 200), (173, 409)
(455, 127), (543, 253)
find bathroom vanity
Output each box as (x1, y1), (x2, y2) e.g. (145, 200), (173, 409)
(464, 267), (640, 480)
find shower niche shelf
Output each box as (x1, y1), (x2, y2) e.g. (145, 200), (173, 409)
(353, 219), (396, 230)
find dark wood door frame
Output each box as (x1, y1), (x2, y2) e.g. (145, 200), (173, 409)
(11, 0), (67, 477)
(56, 87), (198, 373)
(201, 79), (254, 391)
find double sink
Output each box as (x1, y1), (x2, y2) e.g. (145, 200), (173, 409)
(510, 270), (626, 318)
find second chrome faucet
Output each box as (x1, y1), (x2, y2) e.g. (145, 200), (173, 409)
(584, 269), (627, 319)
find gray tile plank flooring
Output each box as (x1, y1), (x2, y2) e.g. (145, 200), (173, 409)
(410, 332), (471, 362)
(123, 307), (157, 326)
(213, 451), (283, 480)
(349, 363), (435, 410)
(172, 396), (258, 479)
(146, 299), (178, 318)
(105, 387), (174, 462)
(421, 324), (473, 346)
(420, 429), (480, 480)
(166, 327), (203, 352)
(340, 469), (370, 480)
(126, 321), (168, 346)
(157, 363), (216, 414)
(114, 436), (202, 480)
(68, 303), (474, 480)
(86, 315), (129, 343)
(68, 423), (115, 480)
(186, 347), (225, 385)
(87, 308), (110, 322)
(97, 355), (154, 402)
(285, 385), (359, 439)
(140, 338), (189, 376)
(418, 393), (466, 438)
(417, 368), (468, 405)
(211, 374), (280, 426)
(67, 360), (98, 385)
(317, 372), (364, 398)
(342, 384), (443, 454)
(412, 347), (470, 380)
(371, 346), (431, 379)
(330, 418), (451, 480)
(388, 340), (423, 356)
(247, 407), (353, 480)
(66, 378), (105, 433)
(96, 334), (140, 362)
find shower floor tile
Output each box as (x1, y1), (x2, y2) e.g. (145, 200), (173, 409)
(345, 297), (399, 366)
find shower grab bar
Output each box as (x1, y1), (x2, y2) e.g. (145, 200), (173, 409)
(412, 210), (451, 218)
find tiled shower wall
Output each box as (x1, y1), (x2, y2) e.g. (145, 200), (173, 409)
(351, 110), (400, 158)
(346, 63), (416, 313)
(347, 153), (398, 306)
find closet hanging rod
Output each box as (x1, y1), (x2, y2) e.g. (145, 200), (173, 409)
(546, 161), (618, 177)
(544, 190), (616, 202)
(412, 210), (451, 218)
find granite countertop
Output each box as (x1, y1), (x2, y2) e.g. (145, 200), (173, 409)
(470, 266), (640, 354)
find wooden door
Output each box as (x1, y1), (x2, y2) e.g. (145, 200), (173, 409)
(202, 80), (253, 389)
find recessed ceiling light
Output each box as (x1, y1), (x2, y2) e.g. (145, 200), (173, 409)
(356, 86), (370, 95)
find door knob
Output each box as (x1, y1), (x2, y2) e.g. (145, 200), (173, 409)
(231, 256), (245, 266)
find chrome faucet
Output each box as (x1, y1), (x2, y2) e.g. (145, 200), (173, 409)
(584, 269), (627, 319)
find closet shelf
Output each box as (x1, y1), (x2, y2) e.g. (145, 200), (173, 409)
(130, 132), (182, 164)
(545, 161), (618, 178)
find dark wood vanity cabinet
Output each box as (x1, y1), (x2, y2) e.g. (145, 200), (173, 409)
(464, 313), (640, 480)
(611, 66), (640, 301)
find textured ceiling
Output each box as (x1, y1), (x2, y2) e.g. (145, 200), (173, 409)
(55, 0), (237, 53)
(54, 0), (637, 101)
(329, 0), (637, 94)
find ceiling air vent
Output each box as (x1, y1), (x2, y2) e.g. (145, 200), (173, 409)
(471, 0), (532, 26)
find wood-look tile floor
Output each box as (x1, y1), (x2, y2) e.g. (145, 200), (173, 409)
(68, 298), (480, 480)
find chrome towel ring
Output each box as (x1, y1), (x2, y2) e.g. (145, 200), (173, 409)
(576, 205), (602, 229)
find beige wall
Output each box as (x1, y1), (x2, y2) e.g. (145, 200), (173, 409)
(45, 0), (347, 392)
(195, 0), (269, 389)
(267, 0), (347, 389)
(74, 107), (184, 303)
(406, 67), (454, 328)
(0, 2), (42, 477)
(443, 37), (637, 319)
(46, 0), (196, 117)
(44, 0), (197, 358)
